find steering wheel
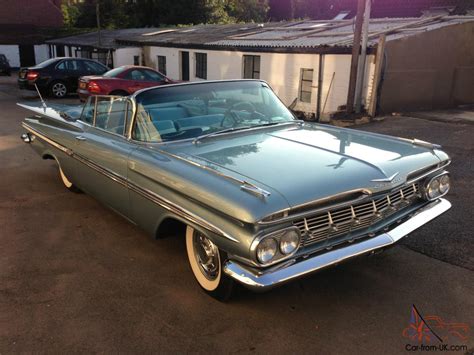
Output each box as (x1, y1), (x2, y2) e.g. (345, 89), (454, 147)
(221, 101), (269, 127)
(231, 101), (257, 113)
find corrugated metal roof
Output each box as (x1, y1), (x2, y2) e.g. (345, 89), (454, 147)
(206, 17), (474, 49)
(47, 28), (162, 49)
(46, 16), (474, 53)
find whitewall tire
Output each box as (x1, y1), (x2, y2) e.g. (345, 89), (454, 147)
(58, 164), (80, 192)
(185, 226), (234, 300)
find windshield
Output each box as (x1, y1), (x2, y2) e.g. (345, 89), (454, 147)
(103, 67), (127, 77)
(132, 80), (295, 143)
(36, 58), (62, 68)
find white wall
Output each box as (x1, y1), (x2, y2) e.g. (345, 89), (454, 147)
(139, 46), (376, 119)
(114, 47), (142, 67)
(34, 45), (50, 64)
(0, 45), (20, 67)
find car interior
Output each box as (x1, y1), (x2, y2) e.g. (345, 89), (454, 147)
(133, 87), (294, 143)
(80, 83), (294, 142)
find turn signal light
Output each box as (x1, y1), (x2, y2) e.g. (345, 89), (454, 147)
(87, 81), (101, 93)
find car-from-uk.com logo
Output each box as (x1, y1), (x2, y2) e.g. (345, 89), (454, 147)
(402, 305), (470, 352)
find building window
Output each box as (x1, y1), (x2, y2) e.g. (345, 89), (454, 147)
(157, 55), (166, 75)
(133, 55), (139, 65)
(76, 49), (91, 59)
(195, 52), (207, 79)
(243, 55), (260, 79)
(90, 51), (109, 66)
(299, 68), (314, 103)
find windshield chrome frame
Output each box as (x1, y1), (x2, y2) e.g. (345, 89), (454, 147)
(127, 79), (298, 144)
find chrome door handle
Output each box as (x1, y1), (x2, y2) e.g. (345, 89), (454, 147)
(75, 136), (87, 141)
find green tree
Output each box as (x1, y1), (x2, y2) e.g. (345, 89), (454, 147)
(227, 0), (269, 22)
(61, 2), (81, 27)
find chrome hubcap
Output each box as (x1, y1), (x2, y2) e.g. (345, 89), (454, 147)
(193, 232), (219, 280)
(52, 83), (66, 97)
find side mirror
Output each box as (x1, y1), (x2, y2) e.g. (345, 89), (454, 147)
(60, 111), (77, 122)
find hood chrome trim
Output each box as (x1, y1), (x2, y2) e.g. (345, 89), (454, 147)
(399, 137), (442, 150)
(156, 149), (272, 199)
(371, 172), (399, 182)
(240, 182), (271, 198)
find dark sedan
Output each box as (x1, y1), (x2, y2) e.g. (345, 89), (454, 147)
(0, 54), (11, 76)
(18, 57), (108, 98)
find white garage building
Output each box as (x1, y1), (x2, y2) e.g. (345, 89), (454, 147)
(47, 17), (474, 120)
(117, 22), (377, 121)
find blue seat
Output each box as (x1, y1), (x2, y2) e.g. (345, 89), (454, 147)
(176, 114), (224, 129)
(149, 107), (188, 122)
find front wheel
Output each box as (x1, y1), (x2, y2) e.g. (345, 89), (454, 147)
(185, 226), (234, 301)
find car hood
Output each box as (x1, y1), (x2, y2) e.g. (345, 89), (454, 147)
(164, 123), (445, 212)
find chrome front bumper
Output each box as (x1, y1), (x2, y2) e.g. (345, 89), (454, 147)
(223, 198), (451, 291)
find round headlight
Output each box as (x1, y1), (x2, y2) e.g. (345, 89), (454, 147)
(427, 178), (440, 199)
(256, 238), (277, 264)
(280, 230), (300, 255)
(438, 175), (450, 194)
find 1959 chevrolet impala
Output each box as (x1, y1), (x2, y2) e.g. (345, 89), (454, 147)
(20, 80), (451, 300)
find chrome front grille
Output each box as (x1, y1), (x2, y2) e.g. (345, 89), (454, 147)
(293, 183), (421, 247)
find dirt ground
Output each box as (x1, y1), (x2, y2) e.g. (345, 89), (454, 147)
(0, 76), (473, 354)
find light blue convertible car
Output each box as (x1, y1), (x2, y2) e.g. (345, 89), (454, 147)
(20, 80), (451, 300)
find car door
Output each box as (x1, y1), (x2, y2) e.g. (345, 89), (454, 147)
(122, 69), (152, 93)
(141, 69), (168, 89)
(83, 60), (108, 75)
(73, 95), (136, 219)
(56, 59), (82, 91)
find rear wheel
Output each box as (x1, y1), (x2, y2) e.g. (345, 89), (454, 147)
(50, 81), (68, 98)
(185, 226), (234, 301)
(58, 164), (80, 192)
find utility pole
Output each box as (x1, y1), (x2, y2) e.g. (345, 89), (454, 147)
(96, 2), (102, 48)
(355, 0), (372, 113)
(345, 0), (366, 114)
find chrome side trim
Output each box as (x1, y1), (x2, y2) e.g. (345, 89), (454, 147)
(157, 149), (271, 199)
(127, 182), (240, 243)
(73, 154), (129, 188)
(23, 122), (73, 156)
(22, 123), (239, 243)
(224, 198), (451, 290)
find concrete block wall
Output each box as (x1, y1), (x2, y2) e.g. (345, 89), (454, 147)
(114, 47), (142, 68)
(0, 45), (20, 67)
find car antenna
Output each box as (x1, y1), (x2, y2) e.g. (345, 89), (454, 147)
(34, 83), (48, 112)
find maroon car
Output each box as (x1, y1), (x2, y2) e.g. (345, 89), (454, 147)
(77, 65), (174, 101)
